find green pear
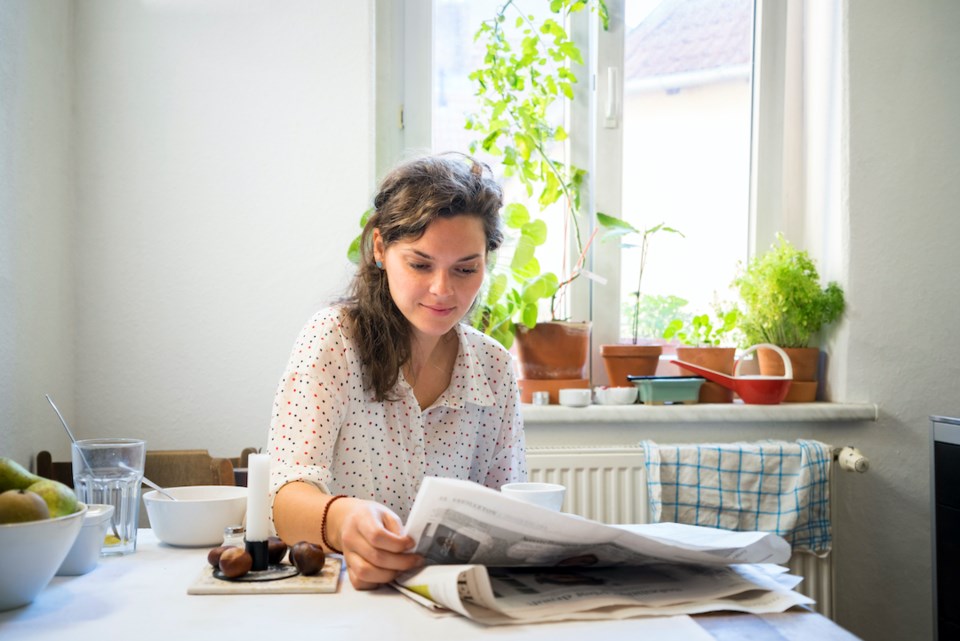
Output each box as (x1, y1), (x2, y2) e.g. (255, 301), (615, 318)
(0, 489), (51, 523)
(0, 456), (42, 492)
(25, 478), (79, 518)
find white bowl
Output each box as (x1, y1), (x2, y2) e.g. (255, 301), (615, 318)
(0, 503), (87, 611)
(143, 485), (248, 547)
(593, 386), (639, 405)
(57, 503), (115, 576)
(558, 388), (592, 407)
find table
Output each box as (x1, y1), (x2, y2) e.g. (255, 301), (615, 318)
(0, 531), (860, 641)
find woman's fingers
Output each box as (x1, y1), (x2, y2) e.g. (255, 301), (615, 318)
(339, 501), (424, 588)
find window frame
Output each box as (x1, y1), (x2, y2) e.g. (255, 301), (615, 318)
(379, 0), (798, 384)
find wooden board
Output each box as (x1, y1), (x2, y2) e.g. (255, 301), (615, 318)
(187, 558), (342, 595)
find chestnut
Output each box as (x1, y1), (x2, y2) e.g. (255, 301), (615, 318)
(290, 541), (326, 576)
(267, 536), (288, 565)
(207, 545), (232, 569)
(218, 546), (253, 578)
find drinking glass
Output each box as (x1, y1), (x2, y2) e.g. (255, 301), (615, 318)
(71, 438), (146, 555)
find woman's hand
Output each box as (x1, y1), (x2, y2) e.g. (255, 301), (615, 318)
(332, 498), (424, 590)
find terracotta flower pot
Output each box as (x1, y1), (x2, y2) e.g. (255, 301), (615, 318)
(514, 321), (590, 380)
(674, 346), (736, 403)
(600, 344), (662, 387)
(757, 346), (821, 402)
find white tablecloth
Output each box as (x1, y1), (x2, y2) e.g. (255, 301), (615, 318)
(0, 530), (711, 641)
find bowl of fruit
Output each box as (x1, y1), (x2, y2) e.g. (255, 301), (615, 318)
(0, 456), (85, 611)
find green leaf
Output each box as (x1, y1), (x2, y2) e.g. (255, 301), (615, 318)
(521, 218), (548, 245)
(503, 202), (530, 228)
(511, 234), (536, 272)
(485, 273), (508, 305)
(346, 234), (362, 264)
(520, 302), (539, 329)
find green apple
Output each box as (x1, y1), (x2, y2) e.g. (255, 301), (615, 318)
(25, 478), (79, 518)
(0, 489), (51, 523)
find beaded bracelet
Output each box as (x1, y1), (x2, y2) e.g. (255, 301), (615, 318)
(321, 494), (348, 555)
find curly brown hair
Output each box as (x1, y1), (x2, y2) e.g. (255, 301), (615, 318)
(342, 153), (504, 401)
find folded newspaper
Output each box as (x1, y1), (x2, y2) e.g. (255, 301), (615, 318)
(395, 477), (812, 625)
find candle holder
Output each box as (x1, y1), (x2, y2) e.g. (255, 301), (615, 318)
(245, 539), (269, 572)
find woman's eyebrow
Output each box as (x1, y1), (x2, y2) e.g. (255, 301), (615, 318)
(407, 249), (482, 263)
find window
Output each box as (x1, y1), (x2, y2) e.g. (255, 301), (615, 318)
(383, 0), (803, 383)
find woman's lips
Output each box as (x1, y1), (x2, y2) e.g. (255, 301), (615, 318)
(422, 304), (455, 315)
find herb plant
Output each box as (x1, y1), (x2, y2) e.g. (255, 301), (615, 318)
(663, 308), (740, 347)
(733, 234), (845, 348)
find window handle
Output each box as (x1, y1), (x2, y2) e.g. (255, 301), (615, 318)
(605, 67), (619, 128)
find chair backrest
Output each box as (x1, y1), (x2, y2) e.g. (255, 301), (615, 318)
(36, 449), (237, 488)
(144, 450), (235, 488)
(35, 450), (74, 487)
(229, 447), (259, 471)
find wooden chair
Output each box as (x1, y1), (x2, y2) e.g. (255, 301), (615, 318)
(228, 447), (260, 487)
(35, 451), (73, 487)
(37, 449), (238, 488)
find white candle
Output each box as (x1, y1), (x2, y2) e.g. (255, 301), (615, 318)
(245, 453), (270, 542)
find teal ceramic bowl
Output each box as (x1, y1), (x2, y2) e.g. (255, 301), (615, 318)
(628, 376), (705, 405)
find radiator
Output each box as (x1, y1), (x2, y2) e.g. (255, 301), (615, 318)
(526, 445), (843, 620)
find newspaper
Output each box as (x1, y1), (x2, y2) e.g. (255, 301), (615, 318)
(395, 477), (809, 624)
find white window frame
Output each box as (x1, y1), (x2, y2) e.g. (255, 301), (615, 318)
(378, 0), (801, 384)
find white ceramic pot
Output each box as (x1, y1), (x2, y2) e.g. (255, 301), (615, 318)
(57, 503), (115, 576)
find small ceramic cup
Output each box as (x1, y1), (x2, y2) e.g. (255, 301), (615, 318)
(501, 482), (566, 511)
(56, 503), (115, 576)
(558, 388), (592, 407)
(593, 386), (639, 405)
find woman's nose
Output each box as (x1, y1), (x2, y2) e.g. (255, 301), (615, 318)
(430, 271), (453, 296)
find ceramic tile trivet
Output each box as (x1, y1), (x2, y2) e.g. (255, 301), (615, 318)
(188, 558), (342, 594)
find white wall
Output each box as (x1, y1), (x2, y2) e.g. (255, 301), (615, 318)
(0, 1), (76, 463)
(836, 1), (960, 638)
(2, 0), (375, 464)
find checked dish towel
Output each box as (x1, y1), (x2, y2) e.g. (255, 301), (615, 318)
(640, 439), (832, 554)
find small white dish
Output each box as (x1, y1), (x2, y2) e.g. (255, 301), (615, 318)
(593, 386), (639, 405)
(558, 388), (592, 407)
(57, 503), (115, 576)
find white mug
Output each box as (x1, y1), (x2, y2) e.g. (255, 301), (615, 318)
(501, 482), (566, 511)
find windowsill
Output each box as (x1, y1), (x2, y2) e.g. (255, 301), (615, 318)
(521, 402), (878, 425)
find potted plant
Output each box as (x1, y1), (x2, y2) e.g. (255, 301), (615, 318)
(595, 213), (683, 386)
(463, 0), (608, 399)
(664, 307), (740, 403)
(733, 234), (845, 402)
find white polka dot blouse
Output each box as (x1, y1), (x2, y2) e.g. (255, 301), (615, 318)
(267, 306), (528, 522)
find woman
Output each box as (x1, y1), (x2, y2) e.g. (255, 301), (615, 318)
(268, 153), (527, 589)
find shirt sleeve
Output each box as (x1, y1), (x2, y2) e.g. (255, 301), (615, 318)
(484, 354), (528, 488)
(267, 309), (351, 502)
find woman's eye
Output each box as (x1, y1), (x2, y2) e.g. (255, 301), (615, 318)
(409, 262), (430, 271)
(457, 267), (479, 275)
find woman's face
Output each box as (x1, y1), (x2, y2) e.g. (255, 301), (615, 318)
(374, 215), (487, 341)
